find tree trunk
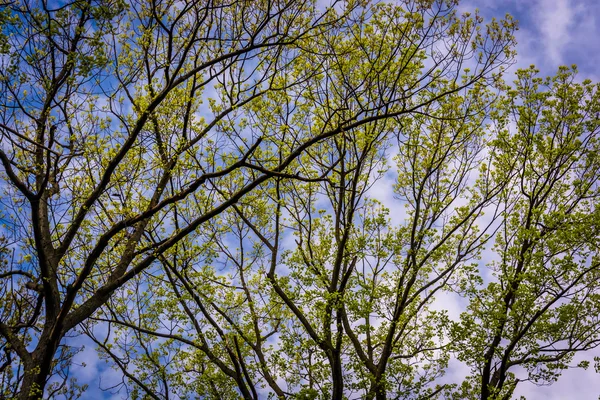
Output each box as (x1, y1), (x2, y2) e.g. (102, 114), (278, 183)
(18, 340), (59, 400)
(368, 378), (386, 400)
(331, 354), (344, 400)
(18, 362), (47, 400)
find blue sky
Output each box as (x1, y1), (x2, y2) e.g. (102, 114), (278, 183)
(62, 0), (600, 398)
(465, 0), (600, 80)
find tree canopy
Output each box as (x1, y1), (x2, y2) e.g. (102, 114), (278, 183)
(0, 0), (599, 399)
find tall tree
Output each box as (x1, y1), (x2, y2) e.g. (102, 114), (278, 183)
(80, 1), (517, 399)
(0, 0), (367, 397)
(453, 66), (600, 400)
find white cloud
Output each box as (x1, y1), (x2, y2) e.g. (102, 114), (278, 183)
(537, 0), (574, 64)
(535, 0), (591, 67)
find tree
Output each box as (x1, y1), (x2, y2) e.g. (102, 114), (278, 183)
(68, 1), (522, 400)
(453, 65), (600, 400)
(0, 0), (369, 397)
(0, 0), (518, 398)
